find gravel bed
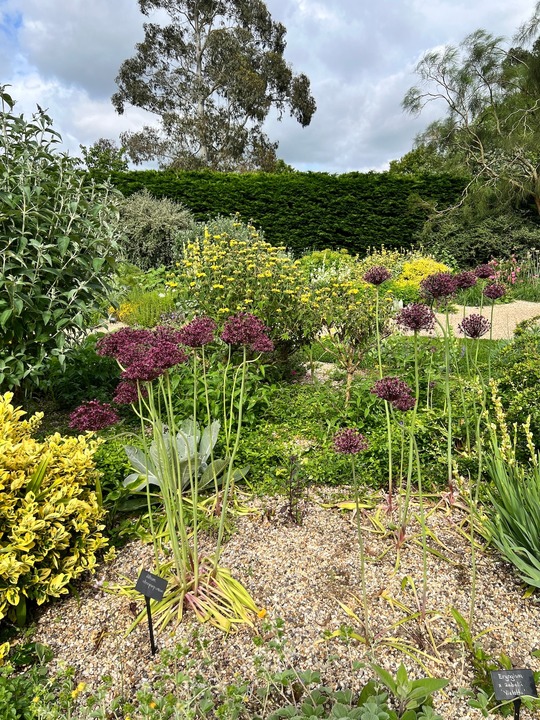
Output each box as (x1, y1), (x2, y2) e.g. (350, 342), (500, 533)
(29, 489), (540, 719)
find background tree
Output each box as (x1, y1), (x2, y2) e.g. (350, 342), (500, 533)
(80, 138), (129, 173)
(402, 11), (540, 217)
(112, 0), (316, 171)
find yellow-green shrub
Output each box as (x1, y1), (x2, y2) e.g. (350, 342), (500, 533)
(116, 288), (177, 327)
(172, 220), (320, 354)
(391, 257), (450, 301)
(0, 393), (107, 624)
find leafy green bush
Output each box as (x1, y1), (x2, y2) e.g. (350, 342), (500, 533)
(43, 334), (120, 410)
(118, 188), (195, 269)
(0, 392), (107, 625)
(116, 287), (178, 327)
(420, 213), (540, 267)
(0, 86), (120, 393)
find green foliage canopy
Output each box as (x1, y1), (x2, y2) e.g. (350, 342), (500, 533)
(112, 0), (316, 171)
(0, 87), (121, 392)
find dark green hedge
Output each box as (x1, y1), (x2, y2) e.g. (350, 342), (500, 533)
(107, 170), (467, 255)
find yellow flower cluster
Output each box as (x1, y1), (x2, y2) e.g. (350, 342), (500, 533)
(0, 393), (107, 623)
(172, 226), (319, 347)
(393, 257), (450, 292)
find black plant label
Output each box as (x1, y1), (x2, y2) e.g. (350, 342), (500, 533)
(135, 569), (168, 601)
(491, 669), (538, 701)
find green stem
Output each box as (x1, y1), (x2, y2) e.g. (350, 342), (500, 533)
(352, 459), (371, 646)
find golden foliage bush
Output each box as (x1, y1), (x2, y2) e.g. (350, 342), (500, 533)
(0, 393), (107, 624)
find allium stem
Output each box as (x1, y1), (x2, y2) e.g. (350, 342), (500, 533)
(375, 288), (394, 511)
(352, 459), (371, 646)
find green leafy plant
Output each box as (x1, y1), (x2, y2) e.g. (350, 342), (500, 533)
(0, 85), (120, 393)
(370, 663), (448, 719)
(118, 188), (195, 269)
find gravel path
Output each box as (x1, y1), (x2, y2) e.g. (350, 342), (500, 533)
(435, 300), (540, 340)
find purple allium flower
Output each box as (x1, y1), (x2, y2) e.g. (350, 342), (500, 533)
(458, 314), (491, 339)
(113, 380), (146, 405)
(396, 303), (436, 332)
(483, 282), (506, 300)
(392, 394), (416, 412)
(177, 316), (217, 347)
(69, 400), (119, 431)
(420, 272), (458, 300)
(371, 376), (413, 403)
(474, 264), (495, 279)
(454, 271), (478, 290)
(333, 428), (369, 455)
(363, 266), (392, 286)
(96, 328), (153, 361)
(221, 313), (273, 352)
(251, 334), (275, 353)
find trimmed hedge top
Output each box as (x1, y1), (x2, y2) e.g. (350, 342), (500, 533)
(107, 170), (467, 256)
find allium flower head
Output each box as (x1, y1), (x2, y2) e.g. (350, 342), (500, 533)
(177, 316), (217, 347)
(454, 271), (478, 290)
(420, 272), (458, 300)
(333, 428), (369, 454)
(69, 400), (119, 431)
(113, 380), (146, 405)
(458, 314), (491, 339)
(96, 328), (153, 361)
(392, 394), (416, 412)
(474, 264), (495, 279)
(363, 266), (392, 286)
(371, 376), (413, 403)
(396, 303), (435, 332)
(483, 282), (506, 300)
(221, 312), (273, 352)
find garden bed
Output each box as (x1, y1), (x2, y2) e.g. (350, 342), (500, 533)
(28, 490), (540, 719)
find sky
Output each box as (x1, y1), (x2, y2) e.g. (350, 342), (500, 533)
(0, 0), (537, 173)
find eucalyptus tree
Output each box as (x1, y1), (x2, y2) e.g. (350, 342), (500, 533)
(112, 0), (316, 171)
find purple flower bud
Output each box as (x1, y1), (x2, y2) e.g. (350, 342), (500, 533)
(420, 272), (458, 300)
(371, 376), (413, 403)
(396, 303), (435, 332)
(177, 316), (217, 347)
(363, 266), (392, 286)
(458, 314), (491, 339)
(221, 312), (273, 352)
(483, 282), (506, 300)
(69, 400), (119, 431)
(113, 381), (146, 405)
(392, 394), (416, 412)
(454, 271), (478, 290)
(333, 428), (369, 455)
(474, 264), (495, 279)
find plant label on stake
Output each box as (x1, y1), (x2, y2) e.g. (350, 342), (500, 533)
(135, 570), (168, 656)
(491, 669), (538, 720)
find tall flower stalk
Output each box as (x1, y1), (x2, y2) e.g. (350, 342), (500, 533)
(364, 266), (394, 509)
(87, 315), (274, 631)
(333, 429), (370, 642)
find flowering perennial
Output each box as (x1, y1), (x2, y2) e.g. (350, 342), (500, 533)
(371, 376), (416, 411)
(420, 272), (458, 300)
(458, 314), (491, 339)
(483, 282), (506, 300)
(221, 312), (274, 352)
(176, 316), (217, 347)
(454, 271), (478, 290)
(69, 400), (119, 432)
(396, 303), (436, 332)
(474, 264), (495, 279)
(333, 428), (369, 455)
(363, 266), (392, 286)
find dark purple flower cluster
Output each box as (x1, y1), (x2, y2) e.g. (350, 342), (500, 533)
(458, 314), (491, 339)
(221, 313), (274, 352)
(333, 428), (369, 455)
(113, 380), (147, 405)
(483, 282), (506, 300)
(420, 272), (458, 300)
(69, 400), (119, 431)
(371, 376), (416, 412)
(177, 316), (217, 347)
(363, 266), (392, 286)
(97, 326), (188, 383)
(474, 264), (494, 279)
(396, 303), (435, 332)
(454, 271), (478, 290)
